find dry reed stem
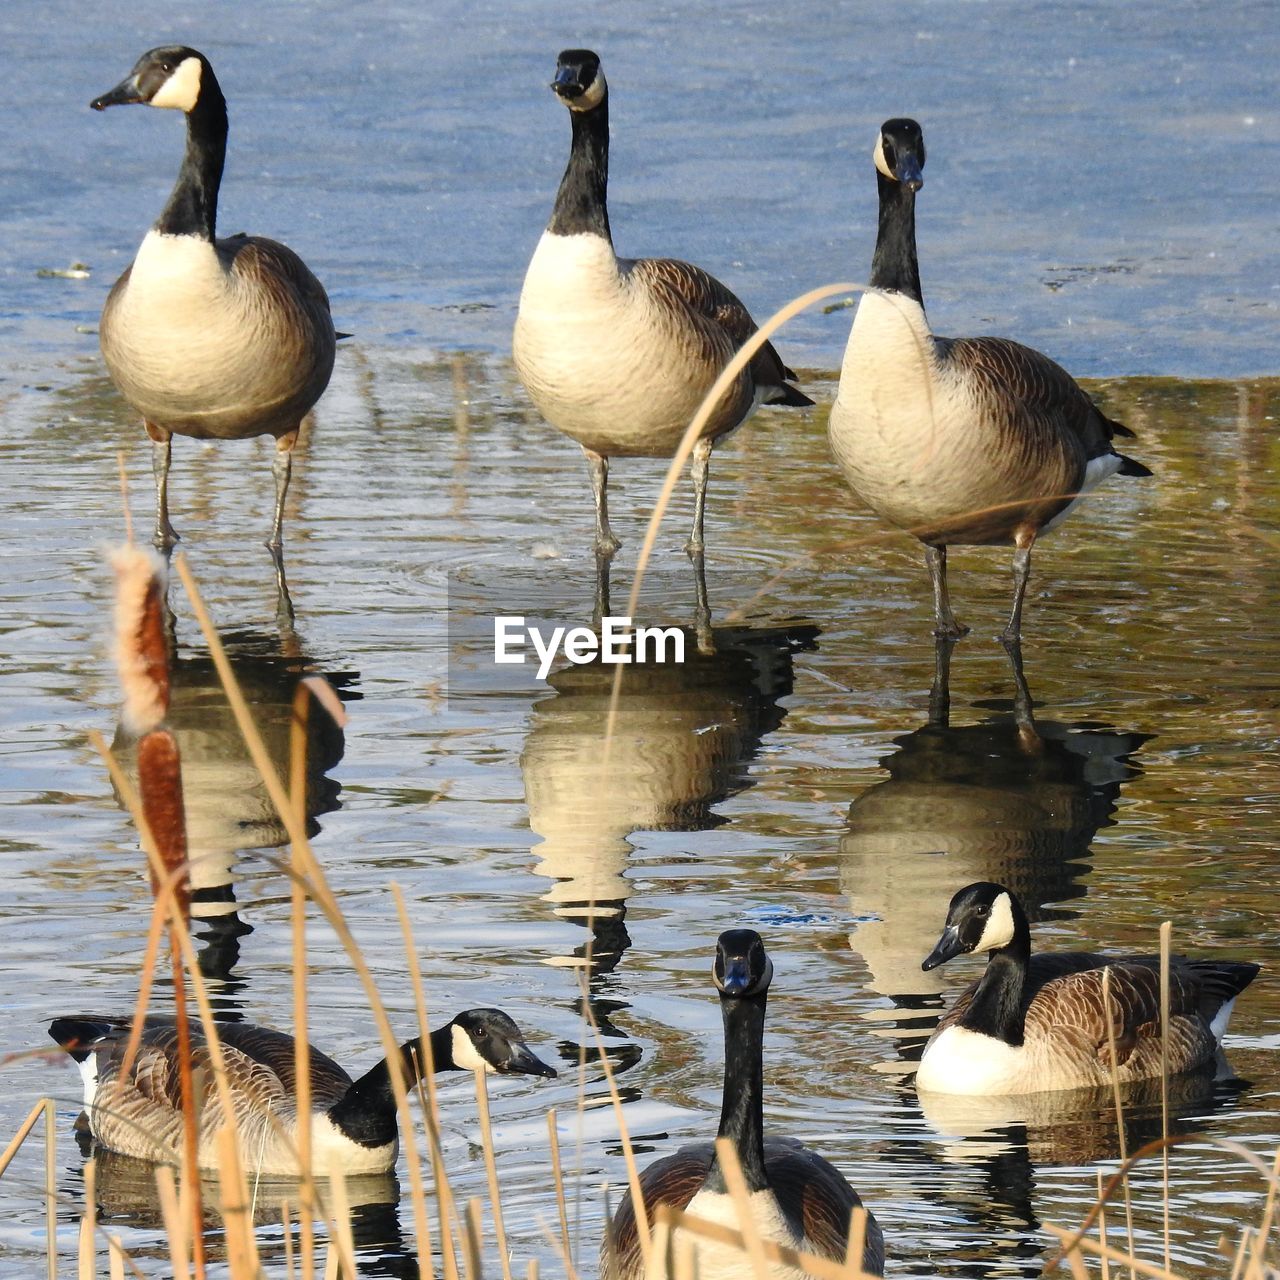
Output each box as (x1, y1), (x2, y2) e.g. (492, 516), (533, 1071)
(45, 1097), (57, 1280)
(288, 682), (317, 1280)
(1101, 967), (1137, 1280)
(579, 969), (650, 1271)
(1043, 1223), (1197, 1280)
(281, 1199), (296, 1278)
(843, 1207), (868, 1280)
(1249, 1146), (1280, 1279)
(527, 1261), (539, 1280)
(711, 1137), (772, 1280)
(79, 1156), (96, 1280)
(323, 1158), (359, 1280)
(392, 884), (450, 1280)
(155, 1165), (192, 1280)
(1098, 1168), (1111, 1280)
(1159, 922), (1172, 1277)
(216, 1127), (259, 1278)
(0, 1099), (46, 1178)
(108, 1235), (127, 1280)
(463, 1198), (485, 1280)
(472, 1069), (513, 1280)
(545, 1110), (577, 1280)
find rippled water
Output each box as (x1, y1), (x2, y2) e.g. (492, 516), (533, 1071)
(2, 1), (1278, 1277)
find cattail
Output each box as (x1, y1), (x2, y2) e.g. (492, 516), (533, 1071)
(111, 544), (170, 735)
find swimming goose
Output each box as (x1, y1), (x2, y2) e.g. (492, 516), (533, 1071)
(828, 119), (1151, 640)
(601, 930), (883, 1280)
(916, 882), (1258, 1095)
(50, 1008), (556, 1176)
(514, 50), (812, 562)
(91, 47), (337, 556)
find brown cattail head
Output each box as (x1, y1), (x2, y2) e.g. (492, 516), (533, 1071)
(111, 544), (170, 734)
(137, 729), (190, 922)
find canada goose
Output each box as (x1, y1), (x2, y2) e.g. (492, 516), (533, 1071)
(91, 46), (337, 556)
(514, 50), (812, 564)
(50, 1009), (556, 1175)
(601, 930), (884, 1280)
(916, 882), (1258, 1095)
(828, 119), (1151, 640)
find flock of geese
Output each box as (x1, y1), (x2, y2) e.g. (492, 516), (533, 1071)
(48, 42), (1259, 1280)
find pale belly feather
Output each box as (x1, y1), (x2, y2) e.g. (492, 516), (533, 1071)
(102, 231), (324, 440)
(514, 232), (749, 458)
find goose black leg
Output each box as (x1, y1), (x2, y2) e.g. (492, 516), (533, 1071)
(925, 544), (968, 638)
(685, 436), (713, 558)
(1000, 527), (1036, 643)
(584, 448), (620, 559)
(145, 422), (180, 550)
(928, 632), (957, 726)
(267, 430), (296, 557)
(592, 548), (613, 632)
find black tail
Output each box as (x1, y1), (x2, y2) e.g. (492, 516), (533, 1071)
(765, 382), (815, 408)
(49, 1016), (115, 1063)
(1118, 454), (1152, 477)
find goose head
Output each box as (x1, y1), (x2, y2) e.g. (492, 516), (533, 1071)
(873, 117), (925, 192)
(713, 928), (774, 999)
(91, 46), (214, 115)
(922, 881), (1022, 970)
(551, 49), (607, 113)
(445, 1008), (558, 1078)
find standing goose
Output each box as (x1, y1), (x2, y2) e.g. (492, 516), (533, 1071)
(50, 1009), (556, 1176)
(514, 50), (812, 564)
(91, 46), (337, 557)
(601, 930), (884, 1280)
(916, 882), (1258, 1095)
(828, 118), (1151, 641)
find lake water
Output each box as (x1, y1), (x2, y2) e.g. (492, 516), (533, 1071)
(1, 1), (1277, 1277)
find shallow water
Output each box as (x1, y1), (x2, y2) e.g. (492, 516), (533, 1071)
(2, 2), (1279, 1277)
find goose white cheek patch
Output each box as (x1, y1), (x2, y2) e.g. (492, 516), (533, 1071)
(567, 73), (607, 112)
(151, 56), (203, 112)
(975, 892), (1016, 951)
(451, 1023), (494, 1073)
(873, 134), (894, 179)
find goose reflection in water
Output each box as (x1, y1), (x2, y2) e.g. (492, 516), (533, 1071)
(68, 1149), (413, 1277)
(902, 1063), (1248, 1279)
(110, 623), (357, 995)
(521, 624), (816, 976)
(839, 638), (1147, 1008)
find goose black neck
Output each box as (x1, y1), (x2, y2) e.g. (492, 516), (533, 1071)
(961, 923), (1031, 1046)
(548, 98), (610, 240)
(705, 990), (768, 1194)
(327, 1026), (454, 1148)
(869, 172), (923, 304)
(156, 75), (227, 241)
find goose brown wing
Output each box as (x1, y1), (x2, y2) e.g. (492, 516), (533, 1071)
(224, 235), (333, 318)
(943, 336), (1126, 460)
(214, 1021), (354, 1107)
(763, 1139), (885, 1273)
(631, 257), (797, 391)
(599, 1141), (715, 1280)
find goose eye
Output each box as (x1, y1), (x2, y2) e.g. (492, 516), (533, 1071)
(160, 61), (173, 73)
